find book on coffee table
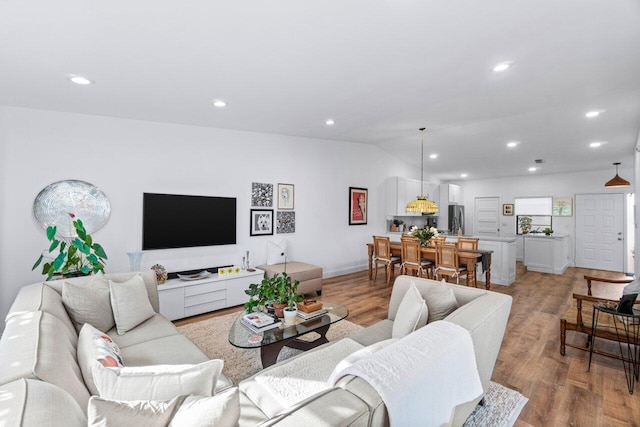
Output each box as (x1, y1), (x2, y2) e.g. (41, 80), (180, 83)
(296, 308), (328, 320)
(241, 312), (277, 328)
(241, 318), (282, 333)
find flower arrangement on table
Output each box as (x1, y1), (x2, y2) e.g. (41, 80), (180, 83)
(410, 226), (440, 247)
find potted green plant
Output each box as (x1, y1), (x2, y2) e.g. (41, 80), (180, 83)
(283, 278), (302, 324)
(543, 227), (554, 236)
(519, 216), (532, 234)
(32, 213), (108, 280)
(244, 272), (301, 318)
(410, 226), (438, 247)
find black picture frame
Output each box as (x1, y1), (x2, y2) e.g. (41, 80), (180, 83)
(250, 209), (274, 236)
(349, 187), (368, 225)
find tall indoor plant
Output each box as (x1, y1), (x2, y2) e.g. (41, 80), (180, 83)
(32, 213), (109, 279)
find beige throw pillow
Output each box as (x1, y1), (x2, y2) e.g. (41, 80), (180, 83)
(392, 282), (428, 338)
(93, 359), (223, 401)
(77, 323), (124, 395)
(425, 280), (460, 322)
(109, 274), (155, 335)
(87, 388), (240, 427)
(62, 273), (115, 332)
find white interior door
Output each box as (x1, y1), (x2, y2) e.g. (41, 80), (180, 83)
(474, 197), (500, 237)
(575, 193), (624, 272)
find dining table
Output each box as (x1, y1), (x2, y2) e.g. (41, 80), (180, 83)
(366, 241), (493, 290)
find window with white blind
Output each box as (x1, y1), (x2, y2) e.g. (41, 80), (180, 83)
(515, 197), (552, 234)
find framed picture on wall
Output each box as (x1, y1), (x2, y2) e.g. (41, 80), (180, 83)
(277, 183), (294, 210)
(502, 203), (514, 216)
(553, 197), (573, 216)
(250, 209), (274, 236)
(349, 187), (368, 225)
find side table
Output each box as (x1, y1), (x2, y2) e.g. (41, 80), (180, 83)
(588, 302), (640, 394)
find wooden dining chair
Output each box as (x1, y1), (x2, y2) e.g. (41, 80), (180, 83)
(372, 236), (402, 285)
(457, 237), (479, 286)
(457, 237), (479, 251)
(434, 243), (469, 285)
(400, 235), (434, 279)
(429, 236), (447, 247)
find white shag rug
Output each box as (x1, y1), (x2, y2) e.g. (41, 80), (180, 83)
(178, 312), (527, 426)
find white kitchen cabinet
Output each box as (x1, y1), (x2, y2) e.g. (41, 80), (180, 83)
(523, 234), (569, 274)
(385, 177), (439, 216)
(158, 269), (263, 320)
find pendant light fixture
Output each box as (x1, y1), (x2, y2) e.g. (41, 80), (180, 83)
(604, 162), (630, 188)
(406, 128), (439, 214)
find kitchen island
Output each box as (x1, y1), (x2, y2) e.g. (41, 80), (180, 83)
(444, 235), (516, 286)
(523, 233), (569, 275)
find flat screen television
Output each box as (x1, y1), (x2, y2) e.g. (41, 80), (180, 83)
(142, 193), (236, 250)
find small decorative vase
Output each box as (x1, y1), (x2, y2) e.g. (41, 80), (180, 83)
(283, 308), (298, 325)
(127, 251), (144, 272)
(274, 302), (287, 318)
(151, 264), (168, 284)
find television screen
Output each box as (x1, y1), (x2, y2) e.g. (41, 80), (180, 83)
(142, 193), (236, 250)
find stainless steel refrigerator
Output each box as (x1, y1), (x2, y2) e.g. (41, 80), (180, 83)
(448, 205), (465, 234)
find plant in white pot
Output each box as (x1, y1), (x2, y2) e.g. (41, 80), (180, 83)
(283, 277), (302, 324)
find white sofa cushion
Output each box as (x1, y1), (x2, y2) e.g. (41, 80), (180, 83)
(0, 311), (90, 412)
(87, 388), (239, 427)
(266, 239), (287, 265)
(0, 379), (86, 427)
(5, 283), (76, 336)
(77, 323), (124, 395)
(109, 274), (155, 335)
(244, 338), (364, 418)
(425, 280), (460, 322)
(62, 273), (115, 333)
(93, 359), (223, 401)
(392, 282), (428, 338)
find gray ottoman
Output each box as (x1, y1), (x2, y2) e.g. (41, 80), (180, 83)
(257, 262), (323, 296)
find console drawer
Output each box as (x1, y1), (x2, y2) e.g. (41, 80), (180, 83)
(184, 281), (226, 297)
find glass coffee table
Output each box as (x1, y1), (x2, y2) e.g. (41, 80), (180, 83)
(229, 302), (349, 368)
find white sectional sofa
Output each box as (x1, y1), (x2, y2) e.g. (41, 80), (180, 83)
(0, 273), (511, 426)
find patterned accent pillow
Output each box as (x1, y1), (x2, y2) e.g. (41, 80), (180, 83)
(77, 323), (124, 395)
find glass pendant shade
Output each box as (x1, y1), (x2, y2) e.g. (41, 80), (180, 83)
(604, 162), (630, 188)
(406, 129), (439, 214)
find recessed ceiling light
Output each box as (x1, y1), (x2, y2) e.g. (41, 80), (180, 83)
(212, 100), (227, 108)
(460, 173), (468, 178)
(585, 110), (605, 118)
(325, 119), (336, 126)
(492, 61), (512, 72)
(528, 167), (537, 172)
(429, 154), (438, 159)
(506, 141), (520, 148)
(68, 75), (92, 85)
(589, 141), (605, 148)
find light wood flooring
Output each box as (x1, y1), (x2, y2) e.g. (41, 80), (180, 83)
(176, 263), (640, 426)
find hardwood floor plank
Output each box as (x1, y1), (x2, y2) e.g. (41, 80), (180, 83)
(175, 263), (640, 425)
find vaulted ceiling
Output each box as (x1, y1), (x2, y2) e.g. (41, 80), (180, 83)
(1, 0), (639, 180)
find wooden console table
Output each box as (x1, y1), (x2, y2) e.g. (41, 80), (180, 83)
(366, 242), (492, 290)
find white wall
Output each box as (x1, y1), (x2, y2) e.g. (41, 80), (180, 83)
(449, 168), (635, 269)
(0, 106), (417, 329)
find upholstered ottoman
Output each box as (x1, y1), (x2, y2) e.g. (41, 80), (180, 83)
(257, 262), (323, 296)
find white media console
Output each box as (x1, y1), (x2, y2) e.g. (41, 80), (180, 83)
(157, 269), (264, 320)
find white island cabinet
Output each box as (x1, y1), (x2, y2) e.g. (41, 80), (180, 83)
(523, 233), (569, 275)
(443, 235), (516, 286)
(158, 269), (263, 320)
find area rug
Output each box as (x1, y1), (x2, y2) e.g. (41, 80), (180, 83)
(178, 312), (527, 426)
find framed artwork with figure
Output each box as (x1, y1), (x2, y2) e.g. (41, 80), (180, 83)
(250, 209), (274, 236)
(349, 187), (368, 225)
(277, 183), (294, 210)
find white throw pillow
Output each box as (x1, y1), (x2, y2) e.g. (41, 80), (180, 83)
(93, 359), (224, 401)
(327, 338), (398, 386)
(109, 274), (155, 335)
(266, 239), (287, 265)
(425, 280), (460, 323)
(87, 389), (240, 427)
(77, 323), (124, 395)
(392, 282), (428, 338)
(62, 272), (115, 332)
